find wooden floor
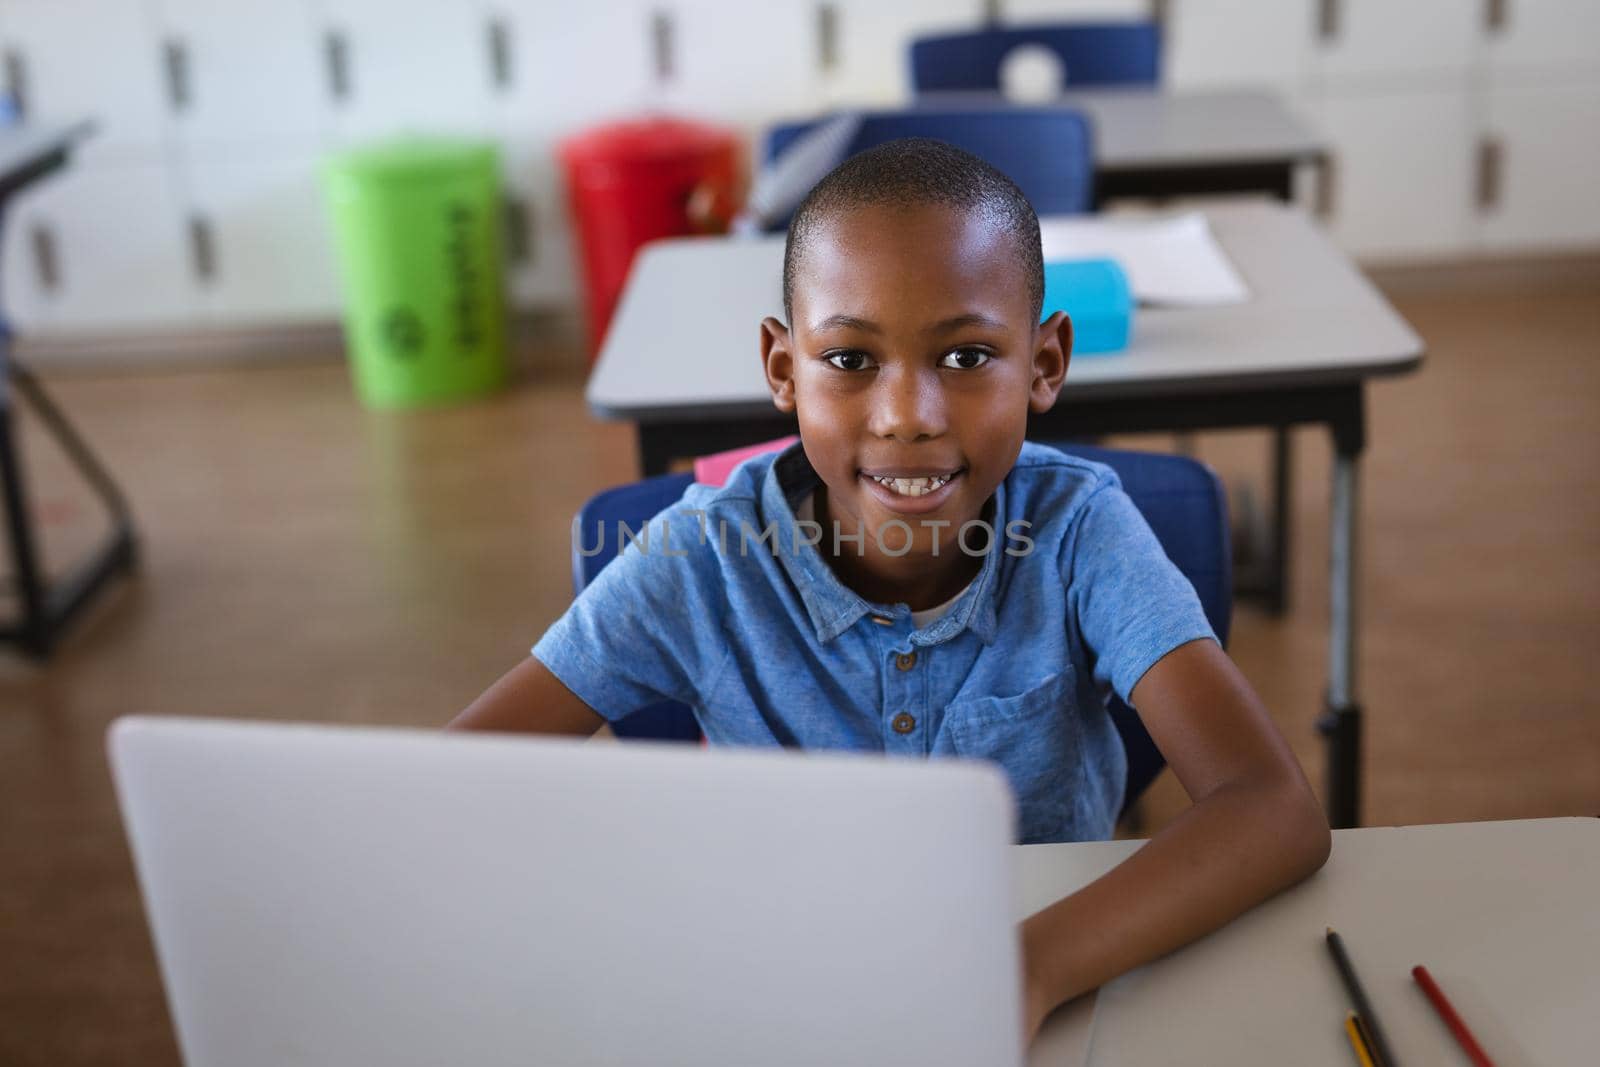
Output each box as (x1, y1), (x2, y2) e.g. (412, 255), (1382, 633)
(2, 282), (1597, 1064)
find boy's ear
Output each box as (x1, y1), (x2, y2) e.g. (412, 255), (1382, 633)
(760, 316), (797, 413)
(1030, 310), (1072, 413)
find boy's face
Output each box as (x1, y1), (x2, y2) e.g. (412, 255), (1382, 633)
(761, 201), (1070, 558)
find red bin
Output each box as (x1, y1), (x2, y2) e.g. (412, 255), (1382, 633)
(559, 117), (744, 362)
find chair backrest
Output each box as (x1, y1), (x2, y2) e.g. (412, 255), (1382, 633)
(760, 107), (1093, 231)
(910, 22), (1162, 94)
(570, 442), (1231, 814)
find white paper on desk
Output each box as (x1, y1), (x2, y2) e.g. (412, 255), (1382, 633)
(1038, 212), (1249, 307)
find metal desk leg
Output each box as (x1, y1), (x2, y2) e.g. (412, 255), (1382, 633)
(1255, 165), (1299, 616)
(1319, 443), (1362, 828)
(0, 396), (47, 653)
(637, 424), (675, 477)
(1261, 159), (1303, 617)
(0, 358), (138, 657)
(1269, 425), (1293, 613)
(1099, 160), (1302, 615)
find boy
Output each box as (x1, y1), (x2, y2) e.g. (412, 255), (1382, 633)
(450, 138), (1330, 1044)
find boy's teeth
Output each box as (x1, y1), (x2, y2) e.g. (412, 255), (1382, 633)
(873, 474), (951, 496)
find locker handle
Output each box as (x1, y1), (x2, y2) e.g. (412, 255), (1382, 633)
(504, 196), (533, 266)
(650, 10), (674, 84)
(30, 223), (58, 293)
(4, 48), (29, 121)
(1315, 154), (1337, 221)
(1476, 137), (1503, 212)
(487, 17), (513, 91)
(324, 29), (351, 102)
(1318, 0), (1341, 42)
(188, 216), (217, 284)
(163, 39), (191, 113)
(816, 3), (838, 73)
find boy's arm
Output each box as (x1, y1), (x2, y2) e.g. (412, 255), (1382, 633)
(447, 656), (606, 736)
(1020, 637), (1331, 1040)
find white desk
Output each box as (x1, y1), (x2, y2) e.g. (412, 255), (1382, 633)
(587, 202), (1421, 827)
(1021, 818), (1600, 1066)
(589, 203), (1414, 418)
(920, 88), (1325, 202)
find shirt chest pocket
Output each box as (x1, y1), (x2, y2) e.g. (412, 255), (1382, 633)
(943, 668), (1082, 845)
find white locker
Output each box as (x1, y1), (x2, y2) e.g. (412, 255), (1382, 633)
(1312, 0), (1479, 85)
(1165, 0), (1315, 91)
(1477, 82), (1600, 250)
(0, 0), (1594, 340)
(483, 1), (656, 138)
(319, 0), (494, 143)
(1311, 87), (1475, 260)
(1000, 0), (1150, 20)
(820, 0), (982, 107)
(153, 0), (329, 150)
(0, 0), (169, 163)
(1485, 0), (1600, 77)
(183, 150), (342, 325)
(1, 160), (194, 334)
(655, 0), (824, 123)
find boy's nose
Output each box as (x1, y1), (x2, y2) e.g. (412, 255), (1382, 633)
(867, 365), (947, 442)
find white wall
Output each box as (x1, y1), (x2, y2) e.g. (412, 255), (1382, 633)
(0, 0), (1596, 344)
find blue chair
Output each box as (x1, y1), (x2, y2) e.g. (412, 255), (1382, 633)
(759, 107), (1093, 232)
(570, 443), (1231, 816)
(909, 22), (1162, 94)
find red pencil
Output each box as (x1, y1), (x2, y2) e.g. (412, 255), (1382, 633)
(1412, 965), (1495, 1067)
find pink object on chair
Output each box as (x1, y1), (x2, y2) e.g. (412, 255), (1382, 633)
(692, 435), (799, 487)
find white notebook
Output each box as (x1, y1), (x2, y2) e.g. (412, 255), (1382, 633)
(1038, 211), (1250, 308)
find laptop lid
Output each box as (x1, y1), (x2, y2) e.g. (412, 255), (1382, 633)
(110, 717), (1022, 1066)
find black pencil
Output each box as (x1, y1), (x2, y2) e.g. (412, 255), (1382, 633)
(1353, 1012), (1383, 1066)
(1325, 927), (1401, 1067)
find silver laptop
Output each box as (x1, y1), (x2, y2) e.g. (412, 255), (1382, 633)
(110, 716), (1022, 1066)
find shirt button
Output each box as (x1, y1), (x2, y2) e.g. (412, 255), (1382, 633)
(891, 712), (916, 735)
(870, 615), (894, 626)
(895, 652), (917, 671)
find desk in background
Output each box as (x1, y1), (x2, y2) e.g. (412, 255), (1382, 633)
(1022, 817), (1600, 1066)
(587, 202), (1422, 828)
(920, 87), (1327, 205)
(0, 122), (138, 656)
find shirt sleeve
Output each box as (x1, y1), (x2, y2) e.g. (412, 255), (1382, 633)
(532, 494), (728, 721)
(1065, 479), (1218, 703)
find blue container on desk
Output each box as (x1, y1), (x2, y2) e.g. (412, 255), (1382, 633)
(1043, 258), (1133, 354)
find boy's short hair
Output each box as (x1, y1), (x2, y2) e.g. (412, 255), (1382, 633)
(781, 137), (1045, 325)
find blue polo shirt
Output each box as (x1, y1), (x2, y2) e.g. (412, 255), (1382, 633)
(534, 441), (1215, 843)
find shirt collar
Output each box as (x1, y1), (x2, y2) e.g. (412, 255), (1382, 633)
(759, 442), (1003, 646)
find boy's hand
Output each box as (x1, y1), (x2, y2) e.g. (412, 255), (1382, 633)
(1016, 639), (1330, 1033)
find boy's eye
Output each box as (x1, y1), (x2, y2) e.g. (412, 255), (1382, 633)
(825, 350), (873, 371)
(940, 347), (992, 370)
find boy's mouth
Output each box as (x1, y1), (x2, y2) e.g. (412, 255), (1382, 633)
(857, 466), (965, 512)
(866, 472), (954, 497)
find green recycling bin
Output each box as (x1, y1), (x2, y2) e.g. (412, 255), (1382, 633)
(323, 138), (508, 408)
